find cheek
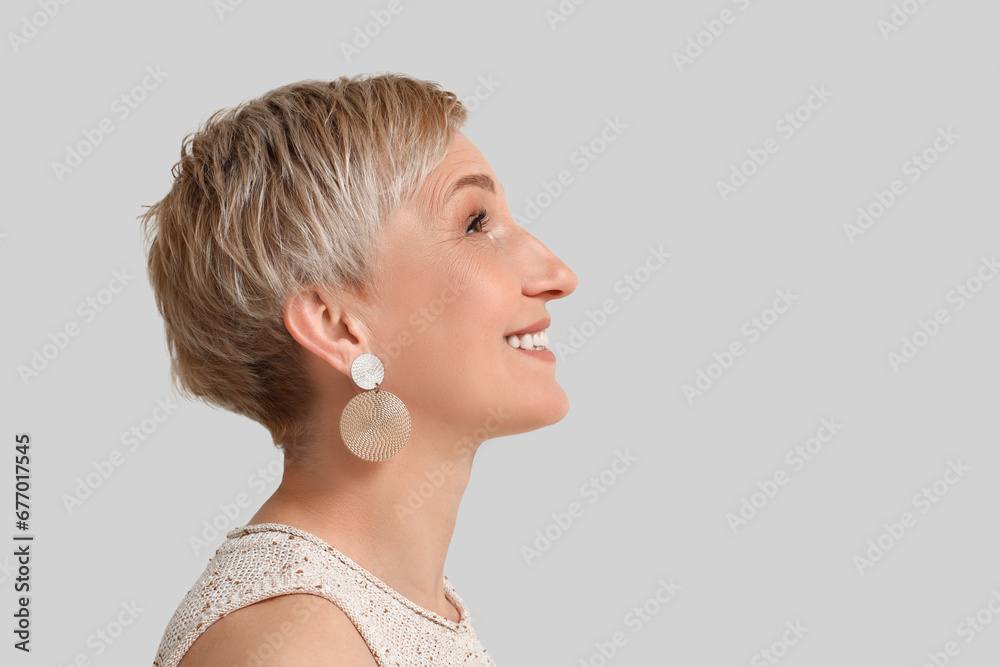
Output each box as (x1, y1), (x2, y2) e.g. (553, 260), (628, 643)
(446, 264), (513, 335)
(377, 238), (517, 364)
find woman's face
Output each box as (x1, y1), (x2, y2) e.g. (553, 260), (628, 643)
(366, 131), (578, 447)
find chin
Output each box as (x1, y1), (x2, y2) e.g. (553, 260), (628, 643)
(545, 386), (571, 423)
(509, 389), (570, 435)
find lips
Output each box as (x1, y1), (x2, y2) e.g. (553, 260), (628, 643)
(504, 317), (550, 338)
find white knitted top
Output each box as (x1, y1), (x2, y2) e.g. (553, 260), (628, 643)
(153, 523), (497, 666)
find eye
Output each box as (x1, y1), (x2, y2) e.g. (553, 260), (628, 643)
(466, 208), (490, 235)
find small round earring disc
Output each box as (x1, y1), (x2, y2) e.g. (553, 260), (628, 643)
(351, 353), (385, 390)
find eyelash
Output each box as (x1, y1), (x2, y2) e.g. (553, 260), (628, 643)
(466, 208), (490, 235)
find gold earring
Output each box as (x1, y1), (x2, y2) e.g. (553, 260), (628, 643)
(339, 353), (411, 462)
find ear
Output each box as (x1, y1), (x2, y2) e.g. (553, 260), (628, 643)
(283, 286), (367, 378)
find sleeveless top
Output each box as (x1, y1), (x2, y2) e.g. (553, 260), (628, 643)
(153, 523), (497, 666)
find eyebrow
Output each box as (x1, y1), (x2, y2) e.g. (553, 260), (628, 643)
(444, 173), (496, 202)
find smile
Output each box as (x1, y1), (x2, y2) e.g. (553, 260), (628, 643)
(505, 329), (548, 351)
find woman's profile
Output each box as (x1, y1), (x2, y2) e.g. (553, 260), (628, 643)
(140, 73), (578, 665)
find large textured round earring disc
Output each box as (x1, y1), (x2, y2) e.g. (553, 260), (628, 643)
(351, 353), (384, 390)
(340, 390), (411, 462)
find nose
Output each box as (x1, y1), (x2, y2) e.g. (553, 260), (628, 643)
(518, 228), (578, 301)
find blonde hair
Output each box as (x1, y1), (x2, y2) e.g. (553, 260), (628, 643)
(138, 73), (467, 455)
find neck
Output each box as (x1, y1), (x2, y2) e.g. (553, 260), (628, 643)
(249, 416), (480, 621)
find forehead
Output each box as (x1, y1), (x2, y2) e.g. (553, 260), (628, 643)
(415, 132), (497, 213)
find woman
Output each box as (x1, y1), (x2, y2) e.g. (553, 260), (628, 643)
(142, 73), (578, 666)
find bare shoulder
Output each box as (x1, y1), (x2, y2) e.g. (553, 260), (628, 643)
(177, 593), (378, 666)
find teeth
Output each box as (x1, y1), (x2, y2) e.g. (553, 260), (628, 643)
(505, 329), (548, 350)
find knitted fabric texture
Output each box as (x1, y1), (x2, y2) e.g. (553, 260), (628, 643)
(153, 523), (496, 666)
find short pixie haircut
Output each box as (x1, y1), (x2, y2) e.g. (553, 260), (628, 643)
(139, 73), (467, 455)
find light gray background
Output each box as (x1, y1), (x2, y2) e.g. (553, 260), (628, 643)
(2, 0), (999, 665)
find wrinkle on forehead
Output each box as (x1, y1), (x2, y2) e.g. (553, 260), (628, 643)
(414, 134), (492, 220)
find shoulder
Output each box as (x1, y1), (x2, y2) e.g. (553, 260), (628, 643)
(177, 593), (378, 667)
